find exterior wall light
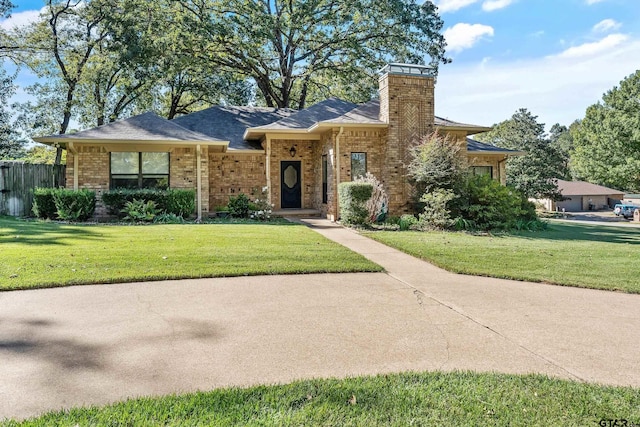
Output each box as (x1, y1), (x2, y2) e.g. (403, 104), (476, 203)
(289, 146), (297, 157)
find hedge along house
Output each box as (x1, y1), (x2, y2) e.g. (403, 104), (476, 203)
(34, 63), (521, 220)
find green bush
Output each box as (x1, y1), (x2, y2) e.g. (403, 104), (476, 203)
(154, 213), (186, 224)
(32, 187), (58, 219)
(451, 174), (537, 231)
(52, 189), (96, 221)
(102, 189), (165, 217)
(399, 214), (418, 231)
(249, 187), (273, 220)
(418, 189), (456, 230)
(338, 182), (373, 225)
(102, 188), (195, 218)
(166, 189), (196, 217)
(228, 193), (250, 218)
(121, 199), (159, 222)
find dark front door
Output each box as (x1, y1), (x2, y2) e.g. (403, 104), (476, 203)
(281, 161), (301, 208)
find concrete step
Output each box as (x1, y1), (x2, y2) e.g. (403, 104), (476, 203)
(272, 209), (322, 218)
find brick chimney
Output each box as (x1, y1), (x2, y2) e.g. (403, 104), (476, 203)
(378, 63), (435, 212)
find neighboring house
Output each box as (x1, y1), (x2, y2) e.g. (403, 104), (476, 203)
(534, 179), (624, 212)
(622, 194), (640, 205)
(33, 63), (521, 220)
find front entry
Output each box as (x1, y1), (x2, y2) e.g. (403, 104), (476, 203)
(280, 161), (301, 208)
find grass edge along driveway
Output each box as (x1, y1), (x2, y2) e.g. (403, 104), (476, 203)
(0, 217), (382, 290)
(2, 371), (639, 426)
(364, 221), (640, 293)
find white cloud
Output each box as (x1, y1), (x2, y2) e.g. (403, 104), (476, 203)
(434, 37), (640, 130)
(436, 0), (479, 13)
(552, 34), (628, 59)
(0, 8), (44, 31)
(482, 0), (514, 12)
(592, 19), (621, 33)
(444, 23), (495, 53)
(585, 0), (607, 4)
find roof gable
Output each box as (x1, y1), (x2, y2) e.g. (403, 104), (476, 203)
(250, 98), (358, 131)
(172, 105), (293, 150)
(316, 100), (385, 126)
(556, 179), (624, 196)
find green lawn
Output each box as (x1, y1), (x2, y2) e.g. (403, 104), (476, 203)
(3, 371), (639, 426)
(0, 217), (381, 290)
(364, 222), (640, 293)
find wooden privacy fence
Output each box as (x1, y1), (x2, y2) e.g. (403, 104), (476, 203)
(0, 161), (66, 217)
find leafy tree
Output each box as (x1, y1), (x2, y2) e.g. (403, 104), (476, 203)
(475, 108), (565, 200)
(13, 0), (109, 164)
(548, 123), (573, 180)
(177, 0), (449, 109)
(0, 1), (18, 58)
(100, 0), (251, 119)
(407, 131), (466, 197)
(21, 144), (65, 164)
(0, 67), (24, 159)
(571, 70), (640, 192)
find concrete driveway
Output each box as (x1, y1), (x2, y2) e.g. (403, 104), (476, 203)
(1, 219), (639, 420)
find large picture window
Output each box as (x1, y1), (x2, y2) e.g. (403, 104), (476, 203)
(110, 152), (169, 189)
(351, 152), (367, 180)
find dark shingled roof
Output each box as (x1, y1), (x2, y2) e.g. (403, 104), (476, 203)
(466, 137), (522, 154)
(173, 105), (294, 150)
(251, 98), (358, 131)
(435, 116), (490, 130)
(39, 112), (219, 142)
(319, 100), (385, 125)
(557, 179), (624, 196)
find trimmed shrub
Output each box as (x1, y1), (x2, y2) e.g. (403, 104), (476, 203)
(32, 187), (58, 219)
(166, 189), (196, 217)
(354, 173), (389, 223)
(102, 189), (165, 217)
(338, 182), (373, 225)
(102, 188), (195, 218)
(52, 189), (96, 221)
(228, 193), (250, 218)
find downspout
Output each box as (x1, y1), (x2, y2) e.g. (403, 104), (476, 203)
(334, 126), (345, 221)
(196, 144), (202, 222)
(68, 142), (78, 190)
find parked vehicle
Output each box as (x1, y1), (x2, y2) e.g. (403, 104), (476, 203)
(614, 204), (638, 219)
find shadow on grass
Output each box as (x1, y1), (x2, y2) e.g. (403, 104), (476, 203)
(512, 222), (640, 245)
(0, 216), (103, 246)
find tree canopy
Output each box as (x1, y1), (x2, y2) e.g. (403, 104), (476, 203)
(475, 108), (566, 200)
(5, 0), (449, 163)
(0, 68), (24, 159)
(570, 70), (640, 192)
(177, 0), (449, 109)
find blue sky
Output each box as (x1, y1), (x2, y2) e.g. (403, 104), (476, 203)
(3, 0), (640, 130)
(433, 0), (640, 128)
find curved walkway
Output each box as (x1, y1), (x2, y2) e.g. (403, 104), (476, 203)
(1, 219), (639, 420)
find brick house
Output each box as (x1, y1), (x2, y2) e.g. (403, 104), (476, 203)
(34, 63), (521, 220)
